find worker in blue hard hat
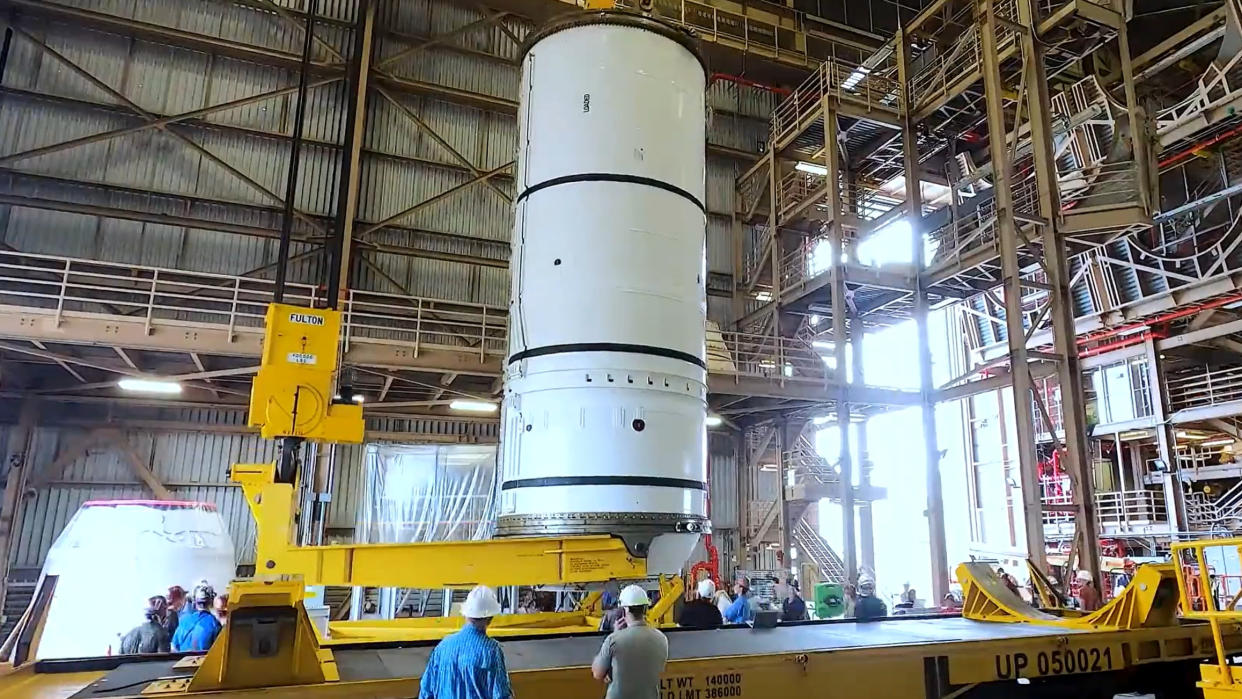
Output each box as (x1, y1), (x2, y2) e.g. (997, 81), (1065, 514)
(592, 585), (668, 699)
(419, 585), (512, 699)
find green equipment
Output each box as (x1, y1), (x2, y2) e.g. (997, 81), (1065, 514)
(815, 582), (845, 618)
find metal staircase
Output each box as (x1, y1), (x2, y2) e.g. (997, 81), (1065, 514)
(792, 519), (846, 583)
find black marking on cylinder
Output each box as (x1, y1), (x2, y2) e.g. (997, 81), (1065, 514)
(516, 173), (705, 212)
(508, 342), (706, 370)
(501, 476), (707, 491)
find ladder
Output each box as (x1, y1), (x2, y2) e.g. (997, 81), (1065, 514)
(792, 519), (847, 583)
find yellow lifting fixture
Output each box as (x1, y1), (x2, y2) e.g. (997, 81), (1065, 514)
(1172, 538), (1242, 697)
(958, 561), (1180, 631)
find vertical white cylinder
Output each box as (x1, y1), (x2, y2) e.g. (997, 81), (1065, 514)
(498, 12), (709, 572)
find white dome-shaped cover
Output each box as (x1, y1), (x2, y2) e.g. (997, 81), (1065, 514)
(33, 499), (235, 659)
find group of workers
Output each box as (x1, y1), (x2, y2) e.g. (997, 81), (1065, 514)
(419, 583), (669, 699)
(119, 582), (229, 655)
(420, 571), (908, 699)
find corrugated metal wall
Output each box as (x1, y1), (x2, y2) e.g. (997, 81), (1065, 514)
(0, 0), (768, 305)
(0, 0), (766, 574)
(4, 407), (500, 572)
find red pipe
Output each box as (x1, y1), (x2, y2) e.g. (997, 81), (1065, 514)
(1077, 291), (1242, 347)
(709, 72), (791, 96)
(1078, 329), (1164, 358)
(1160, 122), (1242, 169)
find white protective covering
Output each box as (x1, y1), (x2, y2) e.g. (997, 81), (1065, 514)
(356, 443), (498, 545)
(35, 500), (235, 659)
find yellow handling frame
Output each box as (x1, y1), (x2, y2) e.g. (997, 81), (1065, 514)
(1172, 538), (1242, 697)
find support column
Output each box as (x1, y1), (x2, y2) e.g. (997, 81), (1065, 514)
(979, 0), (1047, 572)
(825, 96), (856, 582)
(852, 338), (875, 572)
(1144, 336), (1185, 533)
(777, 419), (792, 572)
(898, 28), (948, 600)
(0, 399), (38, 614)
(328, 0), (375, 304)
(1018, 0), (1102, 583)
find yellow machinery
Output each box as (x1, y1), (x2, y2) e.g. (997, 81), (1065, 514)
(1172, 537), (1242, 697)
(248, 303), (363, 445)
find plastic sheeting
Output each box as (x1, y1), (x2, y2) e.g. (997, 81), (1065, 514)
(356, 444), (498, 545)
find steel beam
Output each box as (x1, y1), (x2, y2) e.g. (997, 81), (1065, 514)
(898, 27), (948, 602)
(329, 0), (376, 304)
(825, 97), (856, 582)
(1020, 0), (1101, 583)
(980, 0), (1047, 573)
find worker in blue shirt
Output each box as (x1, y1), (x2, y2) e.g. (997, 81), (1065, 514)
(418, 585), (513, 699)
(171, 582), (223, 652)
(723, 576), (755, 624)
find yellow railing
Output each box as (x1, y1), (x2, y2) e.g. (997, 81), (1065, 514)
(1172, 538), (1242, 692)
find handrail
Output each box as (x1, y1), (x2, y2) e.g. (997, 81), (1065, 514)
(0, 250), (855, 387)
(1168, 364), (1242, 412)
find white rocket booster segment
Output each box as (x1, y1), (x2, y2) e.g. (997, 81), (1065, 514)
(497, 11), (709, 573)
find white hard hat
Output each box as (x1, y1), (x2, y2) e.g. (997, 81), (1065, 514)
(697, 579), (717, 598)
(461, 585), (502, 618)
(619, 584), (649, 607)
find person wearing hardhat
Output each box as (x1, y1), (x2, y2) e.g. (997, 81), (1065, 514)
(677, 578), (723, 628)
(171, 581), (222, 652)
(854, 573), (887, 622)
(591, 584), (669, 699)
(418, 585), (513, 699)
(723, 575), (755, 624)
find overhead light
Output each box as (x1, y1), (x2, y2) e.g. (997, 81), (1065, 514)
(759, 463), (779, 471)
(450, 400), (497, 413)
(1202, 438), (1236, 448)
(840, 66), (870, 90)
(351, 394), (366, 404)
(1119, 430), (1149, 440)
(118, 378), (182, 395)
(706, 415), (723, 428)
(754, 290), (774, 302)
(795, 161), (828, 176)
(1177, 431), (1210, 440)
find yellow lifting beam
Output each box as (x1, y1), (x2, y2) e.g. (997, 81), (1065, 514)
(235, 463), (650, 588)
(958, 561), (1179, 630)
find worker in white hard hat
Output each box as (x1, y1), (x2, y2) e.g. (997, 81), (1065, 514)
(854, 573), (887, 622)
(677, 578), (723, 628)
(418, 585), (513, 699)
(591, 584), (669, 699)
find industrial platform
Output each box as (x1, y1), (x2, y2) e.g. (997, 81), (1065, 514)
(7, 613), (1234, 698)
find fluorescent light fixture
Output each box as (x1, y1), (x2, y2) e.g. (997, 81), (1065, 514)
(759, 463), (779, 471)
(1177, 431), (1210, 440)
(450, 400), (498, 413)
(840, 66), (870, 91)
(1202, 438), (1236, 447)
(795, 161), (828, 176)
(705, 415), (723, 428)
(118, 378), (182, 395)
(754, 290), (774, 302)
(351, 394), (366, 404)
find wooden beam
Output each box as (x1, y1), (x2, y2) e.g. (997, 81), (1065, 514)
(103, 430), (173, 501)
